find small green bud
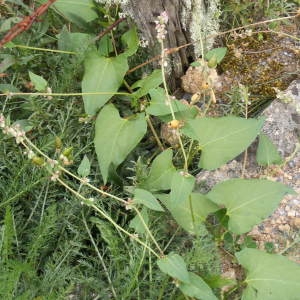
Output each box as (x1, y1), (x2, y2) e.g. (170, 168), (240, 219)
(55, 136), (62, 150)
(62, 147), (73, 158)
(32, 156), (44, 166)
(207, 55), (218, 68)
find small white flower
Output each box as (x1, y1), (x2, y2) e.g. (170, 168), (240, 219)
(25, 150), (35, 159)
(50, 170), (60, 181)
(125, 198), (133, 210)
(139, 39), (149, 48)
(46, 87), (53, 100)
(0, 114), (5, 128)
(130, 233), (139, 240)
(82, 177), (90, 185)
(48, 159), (58, 168)
(119, 12), (127, 18)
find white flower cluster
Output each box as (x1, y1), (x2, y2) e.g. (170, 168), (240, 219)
(0, 114), (26, 144)
(155, 11), (169, 41)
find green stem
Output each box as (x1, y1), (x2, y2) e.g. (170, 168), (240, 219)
(133, 207), (164, 256)
(0, 91), (131, 97)
(57, 177), (160, 258)
(159, 42), (188, 171)
(13, 44), (77, 54)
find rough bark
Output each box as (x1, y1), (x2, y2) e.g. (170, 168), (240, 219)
(109, 0), (220, 89)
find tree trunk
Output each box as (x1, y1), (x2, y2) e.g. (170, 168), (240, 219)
(120, 0), (220, 89)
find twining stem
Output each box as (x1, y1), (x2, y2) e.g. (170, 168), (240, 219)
(24, 136), (163, 256)
(160, 42), (188, 171)
(57, 177), (160, 258)
(241, 87), (249, 178)
(133, 207), (164, 256)
(146, 115), (165, 152)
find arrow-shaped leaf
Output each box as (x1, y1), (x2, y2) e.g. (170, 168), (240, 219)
(182, 116), (264, 170)
(236, 248), (300, 300)
(207, 179), (295, 234)
(158, 193), (219, 234)
(157, 253), (190, 283)
(140, 149), (176, 192)
(94, 104), (147, 183)
(170, 171), (195, 205)
(179, 272), (218, 300)
(82, 52), (128, 115)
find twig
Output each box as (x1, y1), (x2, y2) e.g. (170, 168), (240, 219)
(0, 0), (57, 48)
(146, 115), (165, 152)
(94, 18), (126, 42)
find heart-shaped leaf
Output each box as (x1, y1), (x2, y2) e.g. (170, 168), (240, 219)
(54, 0), (98, 25)
(158, 193), (219, 234)
(236, 248), (300, 300)
(94, 104), (147, 183)
(82, 52), (128, 115)
(182, 116), (264, 170)
(179, 272), (218, 300)
(207, 179), (295, 234)
(133, 188), (164, 211)
(157, 253), (190, 283)
(170, 171), (195, 205)
(58, 27), (95, 53)
(140, 149), (176, 192)
(256, 134), (283, 166)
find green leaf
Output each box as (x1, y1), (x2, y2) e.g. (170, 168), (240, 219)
(0, 55), (16, 72)
(207, 179), (295, 234)
(146, 88), (198, 120)
(140, 149), (176, 192)
(159, 193), (219, 234)
(94, 104), (147, 184)
(98, 35), (113, 57)
(28, 71), (47, 91)
(122, 26), (139, 57)
(12, 120), (33, 132)
(129, 207), (149, 234)
(82, 52), (128, 115)
(157, 253), (190, 283)
(179, 272), (218, 300)
(57, 27), (95, 53)
(236, 248), (300, 300)
(133, 188), (164, 211)
(182, 116), (264, 170)
(77, 155), (91, 177)
(54, 0), (98, 26)
(256, 134), (283, 166)
(170, 171), (195, 204)
(132, 70), (163, 99)
(205, 47), (227, 63)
